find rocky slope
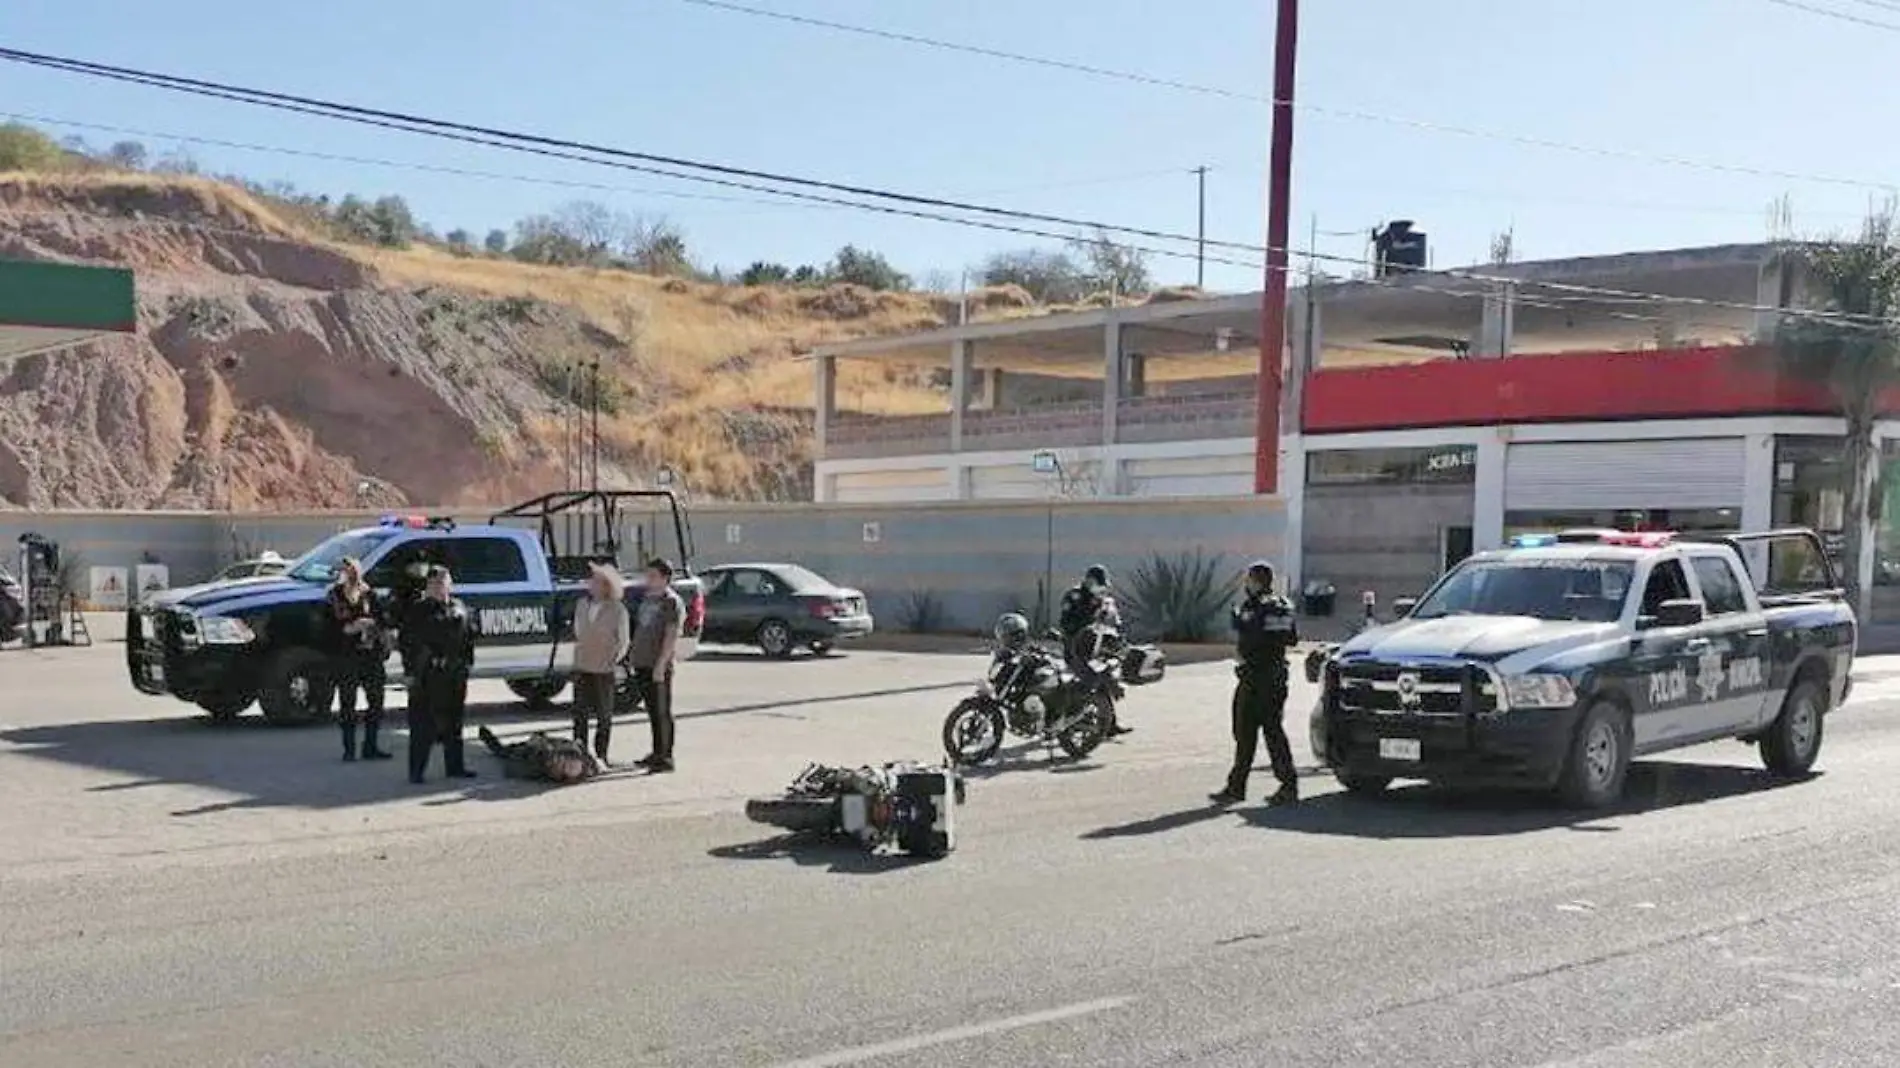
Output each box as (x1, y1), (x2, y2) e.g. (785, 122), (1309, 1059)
(0, 174), (970, 510)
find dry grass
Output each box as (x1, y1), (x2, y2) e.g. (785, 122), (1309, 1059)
(0, 170), (305, 238)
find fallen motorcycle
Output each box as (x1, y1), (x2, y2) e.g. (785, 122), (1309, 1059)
(745, 761), (965, 859)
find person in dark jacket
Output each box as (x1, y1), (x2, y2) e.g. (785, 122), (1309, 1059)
(1058, 564), (1131, 737)
(1211, 560), (1299, 807)
(327, 558), (392, 762)
(401, 565), (478, 784)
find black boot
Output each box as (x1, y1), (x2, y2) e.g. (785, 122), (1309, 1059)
(360, 720), (392, 761)
(1267, 781), (1299, 807)
(340, 722), (358, 762)
(593, 725), (612, 766)
(571, 713), (588, 746)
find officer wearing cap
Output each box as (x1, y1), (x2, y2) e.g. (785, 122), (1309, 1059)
(1059, 564), (1131, 737)
(400, 565), (478, 784)
(1212, 560), (1299, 806)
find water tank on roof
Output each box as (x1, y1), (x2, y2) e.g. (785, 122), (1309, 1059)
(1373, 220), (1428, 277)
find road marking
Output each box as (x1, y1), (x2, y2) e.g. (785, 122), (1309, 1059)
(767, 996), (1135, 1067)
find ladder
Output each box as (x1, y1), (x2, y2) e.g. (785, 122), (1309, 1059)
(63, 594), (91, 647)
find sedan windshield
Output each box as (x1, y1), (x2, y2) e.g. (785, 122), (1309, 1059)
(286, 531), (397, 584)
(1411, 559), (1634, 623)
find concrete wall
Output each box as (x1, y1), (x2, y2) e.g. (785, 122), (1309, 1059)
(1300, 483), (1475, 612)
(0, 495), (1287, 635)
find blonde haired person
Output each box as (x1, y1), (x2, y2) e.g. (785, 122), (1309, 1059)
(571, 563), (630, 764)
(327, 557), (391, 762)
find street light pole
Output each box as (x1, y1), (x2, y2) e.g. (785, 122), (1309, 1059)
(1254, 0), (1300, 496)
(1194, 165), (1209, 289)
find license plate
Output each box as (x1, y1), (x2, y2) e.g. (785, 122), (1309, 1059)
(148, 663), (165, 685)
(1378, 737), (1421, 761)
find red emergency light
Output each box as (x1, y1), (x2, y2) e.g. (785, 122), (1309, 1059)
(1598, 531), (1677, 548)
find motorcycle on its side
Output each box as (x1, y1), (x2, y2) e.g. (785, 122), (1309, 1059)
(745, 761), (965, 859)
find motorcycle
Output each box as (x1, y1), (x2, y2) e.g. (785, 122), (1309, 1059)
(941, 613), (1164, 767)
(745, 761), (965, 858)
(0, 567), (23, 645)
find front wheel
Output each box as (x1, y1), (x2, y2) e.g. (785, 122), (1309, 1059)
(1761, 678), (1825, 777)
(1055, 698), (1111, 761)
(942, 698), (1006, 766)
(257, 648), (334, 727)
(614, 671), (645, 717)
(1555, 700), (1631, 809)
(810, 640), (835, 656)
(757, 619), (796, 659)
(744, 796), (837, 834)
(506, 677), (570, 710)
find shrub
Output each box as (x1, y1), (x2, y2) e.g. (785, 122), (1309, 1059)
(1122, 549), (1237, 643)
(895, 589), (947, 634)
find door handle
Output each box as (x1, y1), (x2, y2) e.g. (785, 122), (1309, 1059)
(1745, 629), (1769, 638)
(1684, 638), (1713, 651)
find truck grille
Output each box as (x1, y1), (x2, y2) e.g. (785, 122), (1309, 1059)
(1331, 658), (1499, 718)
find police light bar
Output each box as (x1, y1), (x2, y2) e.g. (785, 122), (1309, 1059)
(1508, 533), (1559, 548)
(1599, 531), (1676, 548)
(377, 514), (430, 529)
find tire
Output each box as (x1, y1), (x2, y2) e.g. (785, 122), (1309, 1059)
(942, 698), (1006, 766)
(614, 669), (646, 717)
(1555, 700), (1632, 809)
(506, 677), (569, 710)
(757, 619), (796, 659)
(1335, 769), (1391, 796)
(257, 648), (335, 727)
(1055, 697), (1111, 761)
(196, 692), (255, 723)
(1761, 677), (1826, 777)
(744, 796), (836, 834)
(810, 641), (835, 656)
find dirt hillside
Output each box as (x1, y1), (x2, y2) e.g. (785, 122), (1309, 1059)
(0, 173), (992, 510)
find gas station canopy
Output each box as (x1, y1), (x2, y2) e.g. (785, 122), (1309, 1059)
(0, 259), (136, 360)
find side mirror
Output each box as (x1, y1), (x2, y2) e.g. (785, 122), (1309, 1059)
(1648, 599), (1705, 629)
(1391, 597), (1418, 619)
(1303, 647), (1330, 684)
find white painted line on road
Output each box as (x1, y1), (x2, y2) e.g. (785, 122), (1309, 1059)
(767, 996), (1135, 1067)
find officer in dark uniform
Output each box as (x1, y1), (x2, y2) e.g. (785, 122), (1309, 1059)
(1059, 564), (1132, 737)
(400, 565), (478, 785)
(1211, 560), (1299, 806)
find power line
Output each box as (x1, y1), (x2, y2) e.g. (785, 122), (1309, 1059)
(1766, 0), (1900, 29)
(678, 0), (1900, 195)
(3, 45), (1895, 330)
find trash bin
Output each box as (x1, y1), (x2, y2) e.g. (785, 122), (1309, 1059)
(1302, 579), (1337, 617)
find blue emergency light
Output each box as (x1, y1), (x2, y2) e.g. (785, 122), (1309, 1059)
(1509, 533), (1559, 548)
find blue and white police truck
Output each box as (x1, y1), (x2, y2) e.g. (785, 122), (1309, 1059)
(126, 491), (705, 725)
(1307, 528), (1856, 809)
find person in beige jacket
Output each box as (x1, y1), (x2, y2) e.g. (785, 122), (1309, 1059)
(571, 564), (630, 764)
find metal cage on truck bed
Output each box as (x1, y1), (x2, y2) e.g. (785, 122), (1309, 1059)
(489, 490), (698, 582)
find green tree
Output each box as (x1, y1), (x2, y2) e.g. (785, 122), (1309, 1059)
(741, 261), (792, 286)
(105, 140), (148, 170)
(368, 196), (418, 248)
(1070, 228), (1151, 298)
(511, 213), (592, 266)
(444, 228), (474, 256)
(0, 122), (69, 172)
(828, 245), (909, 291)
(1771, 208), (1900, 618)
(484, 229), (510, 255)
(979, 248), (1087, 303)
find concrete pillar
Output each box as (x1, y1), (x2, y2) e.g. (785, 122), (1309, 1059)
(1473, 433), (1508, 550)
(814, 355), (837, 457)
(949, 340), (970, 452)
(1283, 295), (1322, 433)
(1124, 353), (1147, 399)
(1282, 433), (1306, 597)
(1755, 260), (1791, 343)
(1473, 283), (1515, 359)
(1739, 431), (1776, 585)
(1102, 315), (1123, 448)
(949, 463), (971, 501)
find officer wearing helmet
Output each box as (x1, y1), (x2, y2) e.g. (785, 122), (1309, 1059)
(1212, 560), (1300, 806)
(1058, 564), (1131, 737)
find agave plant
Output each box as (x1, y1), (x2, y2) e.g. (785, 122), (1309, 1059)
(1122, 549), (1238, 643)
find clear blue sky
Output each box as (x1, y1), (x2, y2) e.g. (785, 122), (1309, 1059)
(6, 0), (1899, 292)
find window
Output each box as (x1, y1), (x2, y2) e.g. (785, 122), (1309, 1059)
(1690, 556), (1750, 616)
(443, 538), (529, 585)
(1639, 560), (1692, 617)
(1411, 559), (1632, 623)
(288, 530), (398, 584)
(363, 538), (451, 589)
(727, 570), (783, 597)
(1306, 445), (1477, 486)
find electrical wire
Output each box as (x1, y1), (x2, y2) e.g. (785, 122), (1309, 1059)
(1, 45), (1894, 331)
(678, 0), (1900, 195)
(1765, 0), (1900, 29)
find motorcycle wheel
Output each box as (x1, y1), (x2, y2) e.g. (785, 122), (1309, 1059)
(744, 796), (836, 834)
(1056, 697), (1111, 761)
(942, 698), (1006, 766)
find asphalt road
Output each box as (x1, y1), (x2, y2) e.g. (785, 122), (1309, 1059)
(6, 643), (1900, 1067)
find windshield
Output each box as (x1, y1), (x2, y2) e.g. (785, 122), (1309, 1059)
(286, 530), (398, 584)
(1411, 558), (1634, 623)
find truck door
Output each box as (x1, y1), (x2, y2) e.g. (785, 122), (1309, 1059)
(1686, 551), (1774, 732)
(1628, 558), (1699, 750)
(439, 536), (551, 677)
(364, 536), (455, 677)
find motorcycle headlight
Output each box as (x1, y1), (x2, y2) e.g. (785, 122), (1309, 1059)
(975, 680), (995, 698)
(1501, 673), (1576, 710)
(195, 614), (256, 645)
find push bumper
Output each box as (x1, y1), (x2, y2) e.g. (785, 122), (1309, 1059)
(1324, 705), (1581, 788)
(124, 608), (255, 702)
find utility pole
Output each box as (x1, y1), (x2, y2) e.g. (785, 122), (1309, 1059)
(588, 360), (601, 495)
(1254, 0), (1299, 496)
(1194, 165), (1209, 289)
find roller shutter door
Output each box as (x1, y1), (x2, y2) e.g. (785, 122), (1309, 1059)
(1504, 438), (1744, 511)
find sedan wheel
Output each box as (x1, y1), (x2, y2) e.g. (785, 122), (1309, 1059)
(757, 619), (795, 659)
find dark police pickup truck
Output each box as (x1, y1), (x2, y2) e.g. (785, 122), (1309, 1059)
(126, 491), (705, 725)
(1307, 528), (1856, 809)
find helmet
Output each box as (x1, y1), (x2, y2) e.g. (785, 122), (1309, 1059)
(1246, 560), (1276, 589)
(993, 612), (1030, 648)
(1084, 564), (1110, 588)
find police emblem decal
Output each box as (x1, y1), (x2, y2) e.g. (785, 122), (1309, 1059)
(1395, 671), (1422, 710)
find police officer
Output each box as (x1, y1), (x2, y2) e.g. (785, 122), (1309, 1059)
(327, 557), (392, 763)
(401, 565), (478, 785)
(1059, 564), (1132, 737)
(1211, 560), (1299, 806)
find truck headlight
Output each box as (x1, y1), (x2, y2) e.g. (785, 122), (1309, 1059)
(195, 614), (256, 645)
(1501, 673), (1576, 710)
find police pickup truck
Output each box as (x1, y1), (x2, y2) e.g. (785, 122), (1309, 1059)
(1307, 528), (1856, 809)
(126, 490), (705, 725)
